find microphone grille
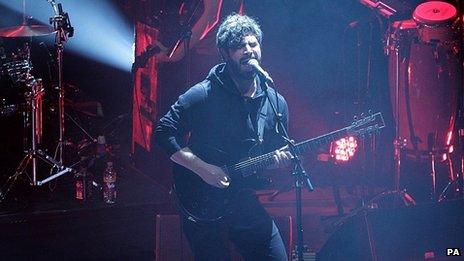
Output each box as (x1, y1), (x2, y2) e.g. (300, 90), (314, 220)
(247, 59), (259, 67)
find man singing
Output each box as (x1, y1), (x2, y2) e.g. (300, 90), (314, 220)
(156, 13), (291, 260)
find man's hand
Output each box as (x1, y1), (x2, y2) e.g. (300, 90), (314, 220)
(170, 147), (230, 188)
(270, 149), (293, 169)
(196, 163), (230, 188)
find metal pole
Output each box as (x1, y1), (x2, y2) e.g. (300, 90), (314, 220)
(31, 88), (38, 185)
(57, 34), (64, 164)
(295, 179), (303, 261)
(394, 46), (401, 192)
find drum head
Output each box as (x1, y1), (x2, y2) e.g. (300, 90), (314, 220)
(413, 1), (457, 25)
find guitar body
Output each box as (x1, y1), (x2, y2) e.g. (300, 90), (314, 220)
(172, 112), (386, 221)
(173, 141), (264, 222)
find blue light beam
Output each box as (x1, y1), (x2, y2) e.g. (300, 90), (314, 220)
(0, 0), (134, 72)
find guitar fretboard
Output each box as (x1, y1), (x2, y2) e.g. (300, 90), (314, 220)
(225, 112), (385, 177)
(230, 127), (350, 177)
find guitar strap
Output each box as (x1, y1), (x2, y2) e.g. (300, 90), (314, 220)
(256, 96), (269, 143)
(243, 95), (268, 146)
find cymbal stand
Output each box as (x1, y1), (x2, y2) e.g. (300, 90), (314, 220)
(48, 0), (74, 164)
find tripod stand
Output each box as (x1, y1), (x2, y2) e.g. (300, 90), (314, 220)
(0, 78), (72, 202)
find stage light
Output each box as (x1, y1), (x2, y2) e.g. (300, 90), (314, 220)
(330, 136), (358, 162)
(0, 0), (133, 72)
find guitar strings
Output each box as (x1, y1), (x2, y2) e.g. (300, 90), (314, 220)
(233, 142), (307, 172)
(233, 153), (273, 171)
(233, 152), (273, 170)
(233, 141), (309, 171)
(232, 142), (306, 172)
(232, 129), (350, 172)
(231, 116), (380, 172)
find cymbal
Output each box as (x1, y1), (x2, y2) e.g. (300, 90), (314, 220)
(0, 25), (55, 37)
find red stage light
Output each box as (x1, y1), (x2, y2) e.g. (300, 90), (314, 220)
(330, 136), (358, 162)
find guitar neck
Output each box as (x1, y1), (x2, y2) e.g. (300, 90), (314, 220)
(229, 127), (350, 177)
(294, 127), (350, 155)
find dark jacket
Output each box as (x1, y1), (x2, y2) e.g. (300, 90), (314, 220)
(155, 63), (289, 163)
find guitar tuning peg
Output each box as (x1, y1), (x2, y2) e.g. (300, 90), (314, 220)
(360, 112), (365, 118)
(368, 109), (373, 115)
(353, 115), (358, 120)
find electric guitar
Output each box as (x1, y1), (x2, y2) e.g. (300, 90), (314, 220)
(173, 112), (386, 221)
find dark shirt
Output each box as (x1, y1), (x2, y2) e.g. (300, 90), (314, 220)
(155, 63), (289, 163)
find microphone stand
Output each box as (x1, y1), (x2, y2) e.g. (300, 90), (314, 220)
(260, 78), (314, 261)
(168, 0), (201, 87)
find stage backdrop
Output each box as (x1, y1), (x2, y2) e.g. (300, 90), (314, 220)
(131, 0), (244, 152)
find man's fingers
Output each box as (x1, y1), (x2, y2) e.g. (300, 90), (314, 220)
(282, 151), (289, 161)
(273, 154), (280, 165)
(273, 150), (294, 167)
(210, 180), (225, 188)
(219, 180), (230, 187)
(213, 179), (229, 188)
(214, 175), (230, 188)
(284, 151), (293, 161)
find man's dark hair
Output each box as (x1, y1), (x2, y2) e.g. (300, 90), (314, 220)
(216, 14), (262, 50)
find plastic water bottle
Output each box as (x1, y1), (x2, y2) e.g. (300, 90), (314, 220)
(75, 167), (93, 201)
(75, 172), (85, 201)
(102, 161), (117, 204)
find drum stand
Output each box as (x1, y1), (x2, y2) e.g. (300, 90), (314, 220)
(438, 64), (464, 201)
(390, 33), (416, 205)
(0, 79), (72, 203)
(0, 1), (75, 202)
(392, 40), (405, 196)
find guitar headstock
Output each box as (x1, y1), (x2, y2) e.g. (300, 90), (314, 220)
(348, 111), (386, 137)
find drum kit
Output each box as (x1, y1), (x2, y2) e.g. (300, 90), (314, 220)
(0, 0), (74, 202)
(385, 1), (462, 201)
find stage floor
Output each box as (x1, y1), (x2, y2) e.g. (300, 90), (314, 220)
(0, 166), (173, 260)
(1, 166), (462, 260)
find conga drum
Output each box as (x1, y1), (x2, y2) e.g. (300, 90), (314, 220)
(388, 1), (460, 156)
(413, 1), (459, 44)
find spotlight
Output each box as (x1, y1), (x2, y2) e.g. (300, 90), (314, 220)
(0, 0), (133, 71)
(330, 136), (358, 162)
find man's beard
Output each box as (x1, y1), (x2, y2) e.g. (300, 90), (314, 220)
(227, 58), (256, 81)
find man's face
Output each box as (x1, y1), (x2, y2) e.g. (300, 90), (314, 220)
(225, 34), (262, 80)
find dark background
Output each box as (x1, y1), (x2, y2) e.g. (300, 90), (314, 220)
(0, 0), (461, 205)
(0, 1), (462, 258)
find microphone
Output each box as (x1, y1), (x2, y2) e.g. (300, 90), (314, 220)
(247, 59), (274, 84)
